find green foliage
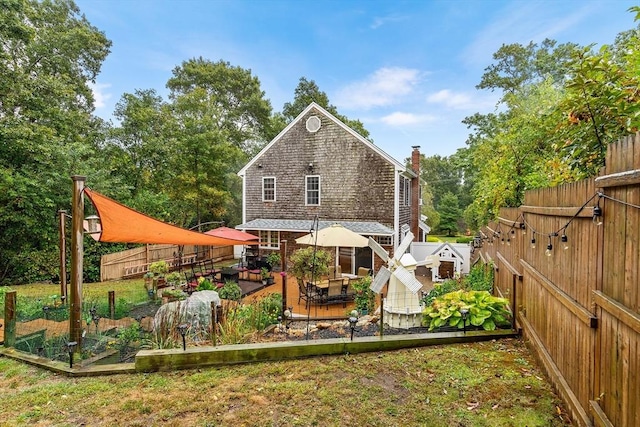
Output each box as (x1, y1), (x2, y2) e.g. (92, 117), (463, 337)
(426, 236), (441, 242)
(161, 289), (186, 300)
(455, 237), (473, 244)
(116, 321), (142, 359)
(421, 279), (463, 306)
(149, 260), (169, 276)
(218, 280), (242, 301)
(196, 277), (214, 291)
(463, 263), (494, 292)
(437, 192), (461, 236)
(351, 275), (375, 313)
(289, 246), (332, 282)
(266, 252), (281, 269)
(422, 290), (512, 331)
(165, 272), (182, 286)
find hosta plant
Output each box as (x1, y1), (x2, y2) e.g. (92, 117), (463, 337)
(422, 290), (511, 331)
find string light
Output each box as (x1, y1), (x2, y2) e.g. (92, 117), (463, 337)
(530, 236), (536, 249)
(545, 236), (553, 257)
(561, 233), (569, 250)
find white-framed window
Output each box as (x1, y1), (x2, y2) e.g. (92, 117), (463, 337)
(262, 177), (276, 202)
(404, 178), (411, 206)
(259, 230), (280, 249)
(305, 175), (320, 206)
(374, 235), (393, 246)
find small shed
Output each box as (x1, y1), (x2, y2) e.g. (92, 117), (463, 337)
(430, 243), (465, 282)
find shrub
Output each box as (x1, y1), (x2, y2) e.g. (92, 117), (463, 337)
(422, 290), (511, 331)
(149, 260), (169, 276)
(218, 280), (242, 301)
(463, 263), (494, 292)
(455, 237), (474, 244)
(351, 275), (375, 313)
(426, 236), (441, 242)
(289, 246), (332, 282)
(196, 277), (214, 291)
(421, 278), (463, 306)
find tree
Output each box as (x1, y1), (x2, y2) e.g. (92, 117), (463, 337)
(281, 77), (371, 140)
(164, 58), (273, 227)
(0, 0), (111, 283)
(437, 192), (461, 237)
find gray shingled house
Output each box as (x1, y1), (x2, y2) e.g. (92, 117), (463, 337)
(236, 102), (428, 274)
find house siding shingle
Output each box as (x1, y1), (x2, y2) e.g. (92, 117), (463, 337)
(245, 108), (395, 228)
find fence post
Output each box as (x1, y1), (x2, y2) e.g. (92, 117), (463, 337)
(4, 290), (16, 347)
(108, 291), (115, 319)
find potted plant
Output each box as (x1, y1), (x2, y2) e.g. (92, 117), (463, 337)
(261, 267), (274, 285)
(149, 260), (169, 287)
(266, 252), (281, 272)
(166, 271), (182, 288)
(289, 246), (331, 284)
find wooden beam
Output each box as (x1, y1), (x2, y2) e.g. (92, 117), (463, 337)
(520, 205), (594, 218)
(593, 290), (640, 334)
(589, 400), (615, 427)
(521, 260), (598, 328)
(496, 252), (523, 278)
(520, 315), (593, 427)
(595, 169), (640, 188)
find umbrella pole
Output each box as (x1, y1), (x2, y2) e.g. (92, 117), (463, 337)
(306, 214), (319, 340)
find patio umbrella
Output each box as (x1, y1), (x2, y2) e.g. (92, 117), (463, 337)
(204, 227), (259, 244)
(295, 223), (369, 247)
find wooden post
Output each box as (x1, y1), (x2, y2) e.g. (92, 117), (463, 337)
(69, 175), (85, 349)
(58, 210), (68, 304)
(280, 240), (287, 314)
(379, 293), (384, 339)
(108, 291), (115, 319)
(210, 301), (217, 347)
(4, 290), (16, 347)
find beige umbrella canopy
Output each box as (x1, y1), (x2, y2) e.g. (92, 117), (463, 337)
(295, 223), (369, 247)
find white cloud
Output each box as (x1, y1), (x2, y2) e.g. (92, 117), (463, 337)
(370, 14), (409, 30)
(380, 111), (436, 126)
(334, 67), (421, 110)
(427, 89), (500, 111)
(88, 82), (112, 109)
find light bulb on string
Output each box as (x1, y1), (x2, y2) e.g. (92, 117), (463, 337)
(593, 204), (603, 226)
(520, 222), (527, 235)
(530, 236), (536, 249)
(561, 233), (569, 250)
(545, 236), (553, 257)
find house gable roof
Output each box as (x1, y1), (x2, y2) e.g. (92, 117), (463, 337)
(238, 102), (413, 177)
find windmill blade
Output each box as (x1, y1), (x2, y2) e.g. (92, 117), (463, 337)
(368, 237), (389, 263)
(392, 265), (423, 294)
(394, 231), (414, 261)
(370, 266), (391, 293)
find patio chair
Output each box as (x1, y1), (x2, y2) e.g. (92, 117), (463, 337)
(357, 267), (371, 278)
(297, 278), (319, 308)
(325, 278), (346, 309)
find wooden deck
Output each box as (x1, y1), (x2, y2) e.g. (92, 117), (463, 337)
(241, 272), (357, 318)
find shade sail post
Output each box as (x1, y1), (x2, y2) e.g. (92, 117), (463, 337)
(70, 176), (85, 350)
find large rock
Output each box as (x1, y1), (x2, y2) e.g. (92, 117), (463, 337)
(153, 290), (221, 334)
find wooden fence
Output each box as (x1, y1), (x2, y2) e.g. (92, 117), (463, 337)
(477, 133), (640, 427)
(100, 244), (234, 281)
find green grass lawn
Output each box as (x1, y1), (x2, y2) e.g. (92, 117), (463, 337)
(0, 338), (572, 427)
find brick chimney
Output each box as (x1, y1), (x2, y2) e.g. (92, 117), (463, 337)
(411, 146), (421, 240)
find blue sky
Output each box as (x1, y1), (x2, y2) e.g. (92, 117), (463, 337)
(77, 0), (638, 162)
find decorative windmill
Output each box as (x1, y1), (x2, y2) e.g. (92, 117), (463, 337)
(368, 231), (424, 329)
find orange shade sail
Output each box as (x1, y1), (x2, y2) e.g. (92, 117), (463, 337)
(84, 188), (250, 246)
